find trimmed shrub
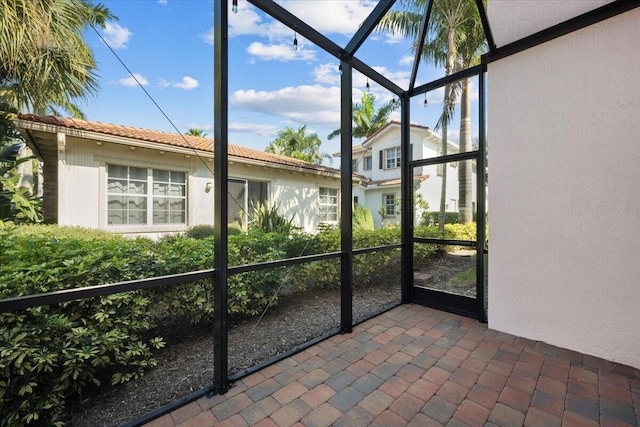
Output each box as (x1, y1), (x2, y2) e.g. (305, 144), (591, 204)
(185, 224), (215, 239)
(352, 205), (374, 231)
(0, 221), (479, 425)
(423, 211), (478, 225)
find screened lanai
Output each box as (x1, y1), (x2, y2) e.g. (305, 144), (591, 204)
(1, 1), (639, 426)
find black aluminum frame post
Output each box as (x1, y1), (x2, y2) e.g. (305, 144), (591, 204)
(340, 60), (353, 333)
(476, 69), (487, 323)
(400, 95), (413, 303)
(213, 0), (229, 394)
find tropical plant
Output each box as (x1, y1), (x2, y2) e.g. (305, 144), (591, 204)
(247, 201), (297, 234)
(0, 0), (115, 117)
(266, 125), (331, 165)
(185, 128), (208, 138)
(327, 91), (398, 141)
(380, 0), (486, 229)
(1, 1), (115, 223)
(0, 106), (41, 222)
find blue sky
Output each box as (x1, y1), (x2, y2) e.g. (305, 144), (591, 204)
(82, 0), (481, 163)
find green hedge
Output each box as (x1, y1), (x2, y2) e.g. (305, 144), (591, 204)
(423, 211), (478, 225)
(0, 222), (477, 426)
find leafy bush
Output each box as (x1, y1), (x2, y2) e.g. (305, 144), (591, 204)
(352, 205), (374, 231)
(0, 221), (479, 425)
(423, 211), (478, 225)
(0, 225), (166, 426)
(228, 222), (243, 235)
(0, 225), (290, 426)
(185, 224), (215, 239)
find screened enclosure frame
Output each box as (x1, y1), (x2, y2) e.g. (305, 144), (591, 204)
(0, 1), (638, 426)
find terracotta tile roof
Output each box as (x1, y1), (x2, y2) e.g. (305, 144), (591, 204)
(17, 114), (342, 176)
(367, 173), (430, 187)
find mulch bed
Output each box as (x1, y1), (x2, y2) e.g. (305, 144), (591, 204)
(66, 252), (475, 427)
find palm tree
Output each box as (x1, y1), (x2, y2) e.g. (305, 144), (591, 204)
(380, 0), (485, 229)
(0, 0), (114, 223)
(327, 91), (398, 140)
(0, 0), (115, 117)
(266, 125), (332, 165)
(185, 128), (209, 138)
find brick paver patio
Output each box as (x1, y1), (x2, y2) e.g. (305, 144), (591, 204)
(143, 304), (640, 427)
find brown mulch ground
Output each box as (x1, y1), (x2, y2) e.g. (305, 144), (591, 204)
(66, 252), (476, 427)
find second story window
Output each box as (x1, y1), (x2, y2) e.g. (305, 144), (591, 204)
(352, 159), (358, 172)
(384, 147), (401, 169)
(363, 156), (372, 170)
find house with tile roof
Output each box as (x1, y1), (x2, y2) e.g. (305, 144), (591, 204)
(15, 114), (356, 238)
(336, 121), (476, 228)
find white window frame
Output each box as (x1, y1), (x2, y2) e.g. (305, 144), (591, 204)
(106, 164), (187, 227)
(384, 147), (401, 169)
(363, 156), (372, 171)
(383, 193), (396, 217)
(318, 187), (339, 222)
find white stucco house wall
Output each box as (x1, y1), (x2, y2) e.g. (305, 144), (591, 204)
(336, 121), (476, 228)
(488, 2), (640, 370)
(16, 114), (353, 238)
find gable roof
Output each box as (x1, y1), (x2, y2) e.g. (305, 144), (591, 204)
(16, 114), (344, 177)
(334, 121), (434, 157)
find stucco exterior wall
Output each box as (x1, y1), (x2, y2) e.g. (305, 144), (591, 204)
(50, 136), (340, 237)
(488, 5), (640, 369)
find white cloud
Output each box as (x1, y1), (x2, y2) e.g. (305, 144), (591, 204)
(226, 0), (376, 40)
(399, 55), (414, 66)
(247, 42), (316, 62)
(102, 23), (132, 49)
(201, 28), (214, 45)
(230, 85), (341, 127)
(186, 124), (214, 133)
(115, 73), (148, 87)
(312, 63), (340, 85)
(159, 76), (200, 90)
(372, 66), (411, 89)
(384, 32), (406, 45)
(174, 76), (199, 90)
(229, 123), (278, 137)
(228, 4), (286, 39)
(158, 0), (167, 4)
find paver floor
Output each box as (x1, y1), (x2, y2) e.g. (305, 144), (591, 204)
(143, 304), (640, 427)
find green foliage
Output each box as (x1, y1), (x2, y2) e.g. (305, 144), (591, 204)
(228, 222), (243, 235)
(0, 221), (478, 425)
(247, 202), (296, 234)
(327, 91), (399, 140)
(185, 224), (215, 240)
(0, 109), (41, 223)
(450, 266), (476, 286)
(423, 211), (477, 226)
(352, 205), (374, 231)
(265, 125), (331, 165)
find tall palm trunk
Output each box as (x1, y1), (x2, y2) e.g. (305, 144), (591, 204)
(438, 22), (456, 234)
(458, 78), (473, 223)
(438, 86), (449, 234)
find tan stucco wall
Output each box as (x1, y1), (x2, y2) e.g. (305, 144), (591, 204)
(488, 4), (640, 369)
